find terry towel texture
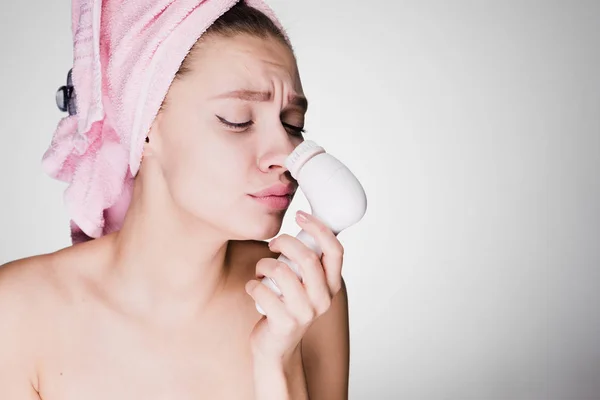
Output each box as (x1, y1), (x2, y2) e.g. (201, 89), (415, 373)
(42, 0), (287, 244)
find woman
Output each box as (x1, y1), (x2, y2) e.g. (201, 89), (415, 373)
(0, 2), (349, 399)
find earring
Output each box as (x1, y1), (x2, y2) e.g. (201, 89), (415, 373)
(141, 137), (149, 160)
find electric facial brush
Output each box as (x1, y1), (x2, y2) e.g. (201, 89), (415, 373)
(255, 140), (367, 315)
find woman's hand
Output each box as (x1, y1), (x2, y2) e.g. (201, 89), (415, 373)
(245, 210), (344, 364)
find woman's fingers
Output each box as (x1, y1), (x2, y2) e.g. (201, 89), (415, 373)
(254, 258), (315, 325)
(268, 234), (331, 314)
(294, 210), (345, 295)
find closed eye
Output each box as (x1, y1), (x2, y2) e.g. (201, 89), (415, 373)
(282, 122), (305, 136)
(217, 115), (305, 136)
(216, 115), (253, 129)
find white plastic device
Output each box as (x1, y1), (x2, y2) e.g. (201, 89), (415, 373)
(256, 140), (367, 315)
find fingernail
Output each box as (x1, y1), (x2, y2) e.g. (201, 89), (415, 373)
(296, 210), (309, 223)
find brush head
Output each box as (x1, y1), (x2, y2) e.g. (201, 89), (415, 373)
(285, 140), (326, 179)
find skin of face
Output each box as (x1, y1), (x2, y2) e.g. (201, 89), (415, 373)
(142, 33), (308, 243)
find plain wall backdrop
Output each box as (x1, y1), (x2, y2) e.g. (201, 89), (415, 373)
(1, 1), (599, 399)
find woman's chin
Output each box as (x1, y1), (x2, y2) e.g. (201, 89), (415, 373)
(239, 214), (285, 241)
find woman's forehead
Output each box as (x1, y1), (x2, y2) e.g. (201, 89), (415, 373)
(191, 34), (301, 90)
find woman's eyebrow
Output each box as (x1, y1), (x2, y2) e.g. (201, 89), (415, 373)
(212, 90), (308, 112)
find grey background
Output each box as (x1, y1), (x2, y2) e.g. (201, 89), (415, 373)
(1, 1), (599, 399)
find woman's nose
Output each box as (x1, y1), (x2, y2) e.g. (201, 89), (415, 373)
(256, 130), (300, 173)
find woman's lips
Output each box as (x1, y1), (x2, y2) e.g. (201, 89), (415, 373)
(248, 194), (292, 210)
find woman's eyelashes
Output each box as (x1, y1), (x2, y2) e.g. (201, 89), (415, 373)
(282, 122), (306, 136)
(216, 115), (305, 136)
(216, 115), (253, 129)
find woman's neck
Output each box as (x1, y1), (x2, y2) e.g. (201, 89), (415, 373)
(102, 186), (235, 325)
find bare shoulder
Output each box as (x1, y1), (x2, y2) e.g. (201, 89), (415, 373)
(0, 250), (77, 307)
(0, 244), (93, 342)
(0, 253), (69, 398)
(0, 255), (56, 309)
(0, 250), (77, 336)
(301, 277), (350, 400)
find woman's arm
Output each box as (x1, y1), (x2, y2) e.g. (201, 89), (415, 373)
(250, 276), (349, 400)
(246, 212), (351, 399)
(252, 344), (309, 400)
(300, 277), (350, 400)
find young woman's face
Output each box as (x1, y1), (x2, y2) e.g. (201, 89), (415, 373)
(147, 33), (307, 240)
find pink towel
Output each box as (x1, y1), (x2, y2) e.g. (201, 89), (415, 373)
(42, 0), (287, 244)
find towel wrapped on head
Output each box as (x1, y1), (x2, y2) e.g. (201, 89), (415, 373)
(42, 0), (287, 244)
